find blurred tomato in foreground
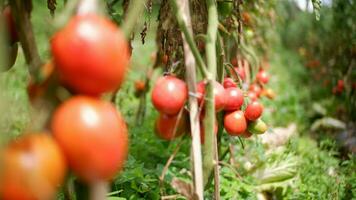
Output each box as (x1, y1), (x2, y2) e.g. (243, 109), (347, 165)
(51, 14), (130, 96)
(51, 96), (128, 182)
(0, 134), (66, 200)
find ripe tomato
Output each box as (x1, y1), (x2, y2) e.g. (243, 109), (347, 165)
(256, 70), (269, 84)
(134, 80), (146, 92)
(155, 112), (188, 140)
(0, 134), (66, 200)
(247, 91), (258, 101)
(337, 79), (344, 92)
(244, 101), (263, 121)
(262, 88), (276, 100)
(224, 87), (244, 111)
(51, 96), (128, 182)
(2, 6), (18, 44)
(152, 76), (188, 115)
(51, 14), (130, 96)
(224, 110), (247, 136)
(223, 78), (237, 88)
(249, 84), (262, 97)
(197, 81), (226, 112)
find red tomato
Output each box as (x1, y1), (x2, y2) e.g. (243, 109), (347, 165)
(256, 70), (269, 84)
(51, 14), (130, 96)
(155, 113), (188, 140)
(224, 87), (244, 111)
(51, 96), (128, 182)
(244, 101), (263, 121)
(249, 84), (262, 97)
(247, 91), (258, 101)
(134, 80), (146, 92)
(152, 76), (188, 115)
(3, 6), (18, 43)
(197, 81), (226, 112)
(224, 110), (247, 136)
(337, 79), (344, 92)
(0, 134), (67, 200)
(223, 78), (237, 88)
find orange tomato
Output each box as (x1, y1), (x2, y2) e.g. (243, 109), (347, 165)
(0, 134), (67, 200)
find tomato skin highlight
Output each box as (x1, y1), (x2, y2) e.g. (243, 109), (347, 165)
(51, 96), (128, 182)
(224, 87), (244, 111)
(244, 101), (263, 121)
(223, 78), (237, 88)
(51, 14), (130, 96)
(197, 81), (226, 112)
(0, 134), (67, 200)
(151, 76), (188, 115)
(155, 113), (188, 140)
(224, 110), (247, 136)
(257, 70), (270, 84)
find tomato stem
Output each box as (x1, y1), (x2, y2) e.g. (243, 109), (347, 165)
(89, 181), (109, 200)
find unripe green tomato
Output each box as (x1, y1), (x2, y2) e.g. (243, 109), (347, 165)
(247, 118), (268, 134)
(217, 1), (234, 17)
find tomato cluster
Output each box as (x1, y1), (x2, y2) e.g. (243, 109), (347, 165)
(151, 57), (273, 142)
(1, 6), (19, 71)
(0, 13), (130, 200)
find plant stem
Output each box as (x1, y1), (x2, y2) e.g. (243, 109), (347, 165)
(175, 0), (204, 198)
(9, 0), (42, 77)
(121, 0), (147, 39)
(89, 181), (109, 200)
(170, 0), (210, 78)
(203, 1), (219, 200)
